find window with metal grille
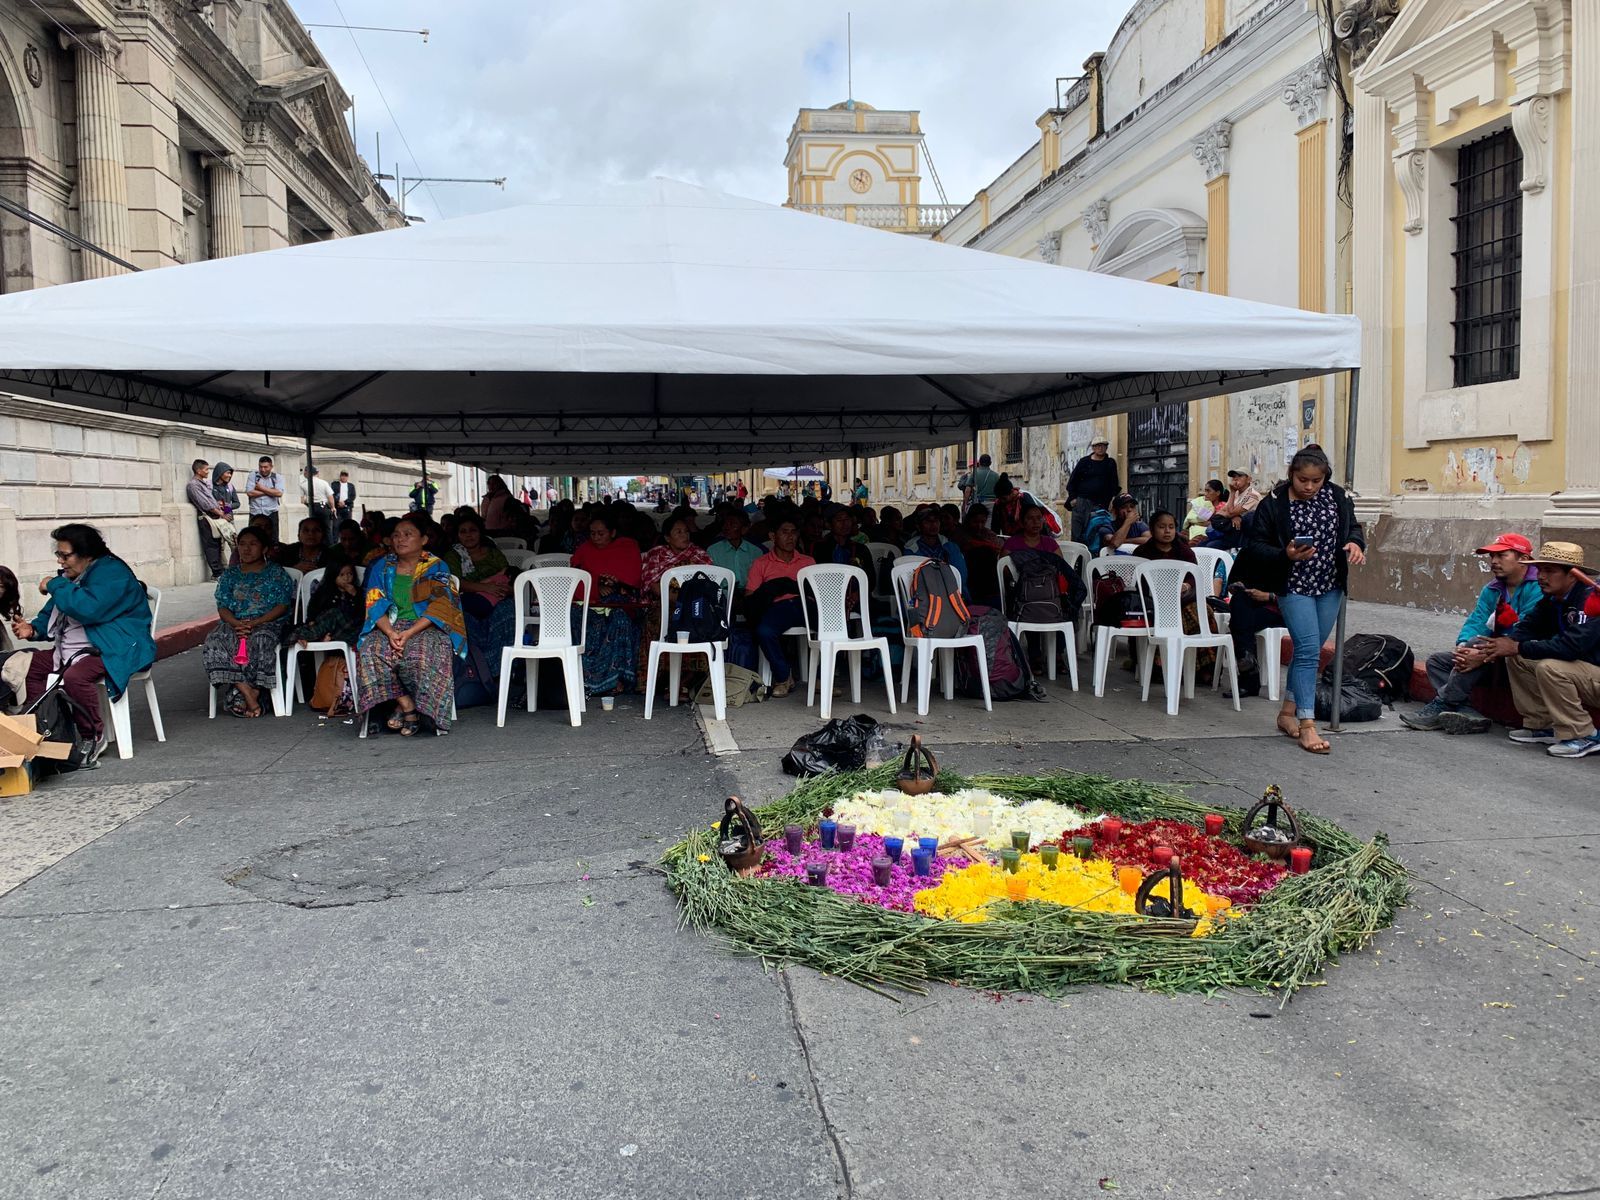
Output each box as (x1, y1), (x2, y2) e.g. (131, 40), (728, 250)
(1003, 424), (1023, 464)
(913, 448), (928, 476)
(1451, 128), (1522, 387)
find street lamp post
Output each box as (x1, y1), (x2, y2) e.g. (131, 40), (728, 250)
(374, 174), (507, 223)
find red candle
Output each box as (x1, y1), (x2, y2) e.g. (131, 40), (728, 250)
(1151, 845), (1175, 867)
(1101, 817), (1124, 844)
(1204, 814), (1225, 837)
(1290, 847), (1312, 874)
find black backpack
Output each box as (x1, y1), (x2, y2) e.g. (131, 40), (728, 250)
(1007, 554), (1065, 624)
(20, 663), (97, 774)
(668, 572), (730, 650)
(906, 560), (971, 638)
(1323, 633), (1415, 703)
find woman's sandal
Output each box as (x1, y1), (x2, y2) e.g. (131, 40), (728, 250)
(1298, 718), (1330, 755)
(1275, 712), (1300, 739)
(398, 711), (421, 737)
(385, 709), (407, 732)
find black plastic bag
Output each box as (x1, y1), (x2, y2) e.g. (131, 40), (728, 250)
(1325, 634), (1415, 703)
(1314, 678), (1383, 723)
(781, 714), (898, 777)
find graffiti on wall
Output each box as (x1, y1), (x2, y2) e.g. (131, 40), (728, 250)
(1441, 447), (1506, 497)
(1227, 386), (1291, 485)
(1054, 420), (1097, 499)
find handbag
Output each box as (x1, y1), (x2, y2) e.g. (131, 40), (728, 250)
(309, 656), (350, 713)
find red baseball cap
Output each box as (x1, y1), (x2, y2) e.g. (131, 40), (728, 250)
(1475, 532), (1533, 556)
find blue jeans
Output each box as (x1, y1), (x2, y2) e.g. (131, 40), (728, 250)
(1279, 590), (1344, 720)
(757, 598), (806, 684)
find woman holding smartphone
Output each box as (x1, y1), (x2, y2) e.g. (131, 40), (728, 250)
(1245, 445), (1366, 753)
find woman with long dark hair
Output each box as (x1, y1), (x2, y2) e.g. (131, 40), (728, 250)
(1245, 445), (1366, 754)
(203, 525), (294, 718)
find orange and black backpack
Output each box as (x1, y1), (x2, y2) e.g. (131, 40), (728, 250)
(906, 560), (970, 638)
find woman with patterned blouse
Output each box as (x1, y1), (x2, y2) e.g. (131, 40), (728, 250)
(203, 526), (295, 717)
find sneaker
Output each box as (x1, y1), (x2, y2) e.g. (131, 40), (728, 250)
(1439, 706), (1492, 735)
(1508, 727), (1557, 745)
(1548, 733), (1600, 758)
(1399, 698), (1451, 731)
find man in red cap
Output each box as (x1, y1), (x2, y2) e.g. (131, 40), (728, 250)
(1401, 532), (1541, 733)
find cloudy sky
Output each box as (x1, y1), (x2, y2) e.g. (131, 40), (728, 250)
(293, 0), (1127, 221)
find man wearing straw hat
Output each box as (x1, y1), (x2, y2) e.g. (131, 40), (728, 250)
(1484, 541), (1600, 758)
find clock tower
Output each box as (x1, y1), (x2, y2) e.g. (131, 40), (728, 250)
(783, 100), (951, 236)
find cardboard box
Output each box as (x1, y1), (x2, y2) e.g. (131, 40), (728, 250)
(0, 713), (72, 797)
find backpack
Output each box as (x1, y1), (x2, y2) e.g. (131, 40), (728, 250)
(20, 667), (96, 774)
(1008, 555), (1065, 624)
(1323, 633), (1415, 704)
(693, 663), (768, 708)
(1083, 510), (1115, 554)
(906, 560), (970, 639)
(954, 606), (1037, 702)
(668, 572), (730, 650)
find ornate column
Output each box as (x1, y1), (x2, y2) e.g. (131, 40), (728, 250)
(1285, 62), (1331, 452)
(66, 30), (132, 277)
(1192, 120), (1231, 481)
(1349, 86), (1393, 506)
(1549, 2), (1600, 524)
(204, 156), (245, 258)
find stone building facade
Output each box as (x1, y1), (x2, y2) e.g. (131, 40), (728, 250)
(817, 0), (1591, 609)
(0, 0), (457, 587)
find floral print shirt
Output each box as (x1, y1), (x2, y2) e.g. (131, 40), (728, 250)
(1287, 486), (1340, 597)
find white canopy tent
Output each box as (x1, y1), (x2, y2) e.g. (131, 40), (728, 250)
(0, 178), (1360, 475)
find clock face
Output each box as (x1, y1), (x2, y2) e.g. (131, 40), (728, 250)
(848, 168), (872, 194)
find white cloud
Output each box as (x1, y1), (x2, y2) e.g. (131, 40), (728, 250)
(297, 0), (1125, 221)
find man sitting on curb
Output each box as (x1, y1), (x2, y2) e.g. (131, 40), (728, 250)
(1401, 532), (1541, 734)
(1483, 542), (1600, 759)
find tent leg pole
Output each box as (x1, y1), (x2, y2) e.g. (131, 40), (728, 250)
(304, 420), (316, 534)
(1328, 368), (1360, 735)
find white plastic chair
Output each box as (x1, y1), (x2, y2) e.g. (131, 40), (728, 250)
(497, 567), (589, 727)
(284, 568), (359, 718)
(798, 564), (896, 719)
(283, 567), (305, 620)
(1213, 625), (1289, 702)
(99, 584), (165, 760)
(502, 548), (538, 571)
(645, 565), (735, 721)
(495, 536), (528, 551)
(1191, 547), (1234, 598)
(1090, 557), (1150, 698)
(1133, 560), (1240, 716)
(533, 553), (572, 568)
(1059, 541), (1092, 653)
(890, 557), (989, 716)
(996, 555), (1079, 690)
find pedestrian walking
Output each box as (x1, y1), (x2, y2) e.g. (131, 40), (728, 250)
(247, 455), (285, 541)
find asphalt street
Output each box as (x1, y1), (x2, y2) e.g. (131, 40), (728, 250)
(1, 649), (1596, 1200)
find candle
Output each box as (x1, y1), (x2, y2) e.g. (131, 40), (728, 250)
(911, 847), (933, 877)
(1290, 846), (1312, 874)
(1039, 844), (1060, 870)
(971, 807), (993, 836)
(1100, 816), (1124, 844)
(1005, 875), (1028, 901)
(883, 836), (904, 864)
(1010, 830), (1031, 853)
(1204, 814), (1225, 837)
(871, 856), (892, 887)
(1000, 848), (1021, 873)
(918, 836), (939, 855)
(1072, 836), (1094, 860)
(818, 819), (837, 850)
(1118, 866), (1142, 894)
(837, 824), (856, 852)
(784, 824), (804, 854)
(1151, 844), (1175, 867)
(805, 862), (829, 886)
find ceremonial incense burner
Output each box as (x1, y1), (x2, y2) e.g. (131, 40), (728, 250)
(1240, 785), (1303, 861)
(895, 734), (939, 795)
(718, 796), (765, 875)
(1135, 859), (1196, 920)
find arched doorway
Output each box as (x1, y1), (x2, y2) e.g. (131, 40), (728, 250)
(1090, 209), (1208, 517)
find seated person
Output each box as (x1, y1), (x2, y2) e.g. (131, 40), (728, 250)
(355, 513), (467, 735)
(708, 508), (765, 590)
(1482, 541), (1600, 758)
(811, 507), (874, 577)
(1002, 501), (1062, 557)
(335, 519), (368, 567)
(275, 515), (331, 573)
(1131, 510), (1196, 565)
(290, 561), (365, 716)
(903, 505), (970, 595)
(990, 477), (1024, 538)
(938, 504), (963, 542)
(203, 526), (294, 718)
(570, 510), (644, 697)
(1106, 493), (1151, 553)
(12, 524), (155, 749)
(1402, 532), (1542, 734)
(958, 504), (1005, 552)
(998, 502), (1082, 625)
(745, 517), (815, 697)
(870, 506), (905, 547)
(1185, 479), (1226, 542)
(641, 513), (715, 691)
(1212, 543), (1288, 698)
(445, 513), (516, 684)
(364, 517), (399, 565)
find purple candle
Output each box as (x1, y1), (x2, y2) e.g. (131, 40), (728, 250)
(806, 862), (829, 886)
(883, 836), (904, 864)
(784, 824), (804, 854)
(818, 819), (837, 850)
(871, 856), (892, 887)
(837, 824), (857, 852)
(911, 847), (933, 877)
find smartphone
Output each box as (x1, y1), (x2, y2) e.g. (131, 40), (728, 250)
(1292, 536), (1315, 548)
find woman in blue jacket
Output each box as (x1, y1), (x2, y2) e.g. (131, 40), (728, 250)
(12, 524), (156, 747)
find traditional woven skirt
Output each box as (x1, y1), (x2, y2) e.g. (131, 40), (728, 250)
(355, 619), (455, 729)
(203, 620), (286, 690)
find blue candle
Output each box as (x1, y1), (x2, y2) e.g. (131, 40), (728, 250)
(883, 836), (904, 863)
(912, 847), (933, 877)
(918, 836), (939, 855)
(819, 819), (837, 850)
